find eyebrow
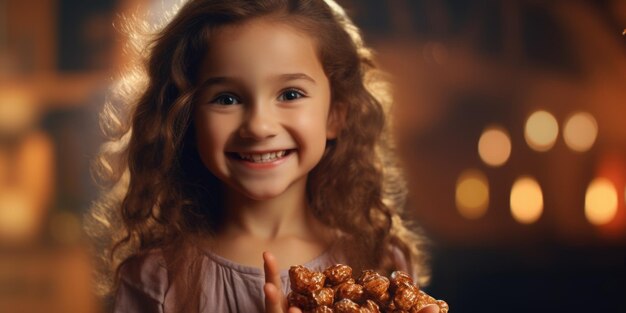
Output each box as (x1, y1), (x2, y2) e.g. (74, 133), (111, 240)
(275, 73), (317, 84)
(199, 72), (317, 88)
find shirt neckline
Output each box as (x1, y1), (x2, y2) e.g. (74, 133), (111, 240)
(199, 244), (335, 278)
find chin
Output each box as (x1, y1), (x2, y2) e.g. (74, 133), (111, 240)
(237, 186), (289, 201)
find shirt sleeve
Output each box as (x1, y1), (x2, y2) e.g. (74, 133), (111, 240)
(112, 251), (168, 313)
(114, 277), (164, 313)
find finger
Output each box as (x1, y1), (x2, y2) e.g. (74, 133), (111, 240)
(417, 304), (440, 313)
(287, 307), (303, 313)
(264, 282), (283, 313)
(263, 251), (283, 289)
(263, 252), (286, 311)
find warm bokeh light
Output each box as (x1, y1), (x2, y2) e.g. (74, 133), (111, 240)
(563, 112), (598, 152)
(478, 125), (512, 167)
(510, 176), (543, 224)
(0, 192), (37, 241)
(0, 85), (39, 135)
(525, 110), (559, 152)
(456, 169), (489, 219)
(585, 178), (618, 226)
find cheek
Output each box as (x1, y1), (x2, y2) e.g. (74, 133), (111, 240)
(194, 114), (232, 164)
(290, 106), (330, 150)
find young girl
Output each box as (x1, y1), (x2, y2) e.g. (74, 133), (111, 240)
(87, 0), (435, 312)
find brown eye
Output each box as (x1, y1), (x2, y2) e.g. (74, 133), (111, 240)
(279, 89), (305, 101)
(211, 94), (240, 105)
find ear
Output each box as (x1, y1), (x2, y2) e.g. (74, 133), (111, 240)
(326, 103), (346, 140)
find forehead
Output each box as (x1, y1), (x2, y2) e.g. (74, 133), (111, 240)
(200, 18), (325, 79)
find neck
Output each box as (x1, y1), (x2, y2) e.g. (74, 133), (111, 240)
(222, 180), (310, 240)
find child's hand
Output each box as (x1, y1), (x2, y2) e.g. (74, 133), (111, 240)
(263, 252), (302, 313)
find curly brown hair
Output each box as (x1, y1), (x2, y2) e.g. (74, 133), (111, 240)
(86, 0), (430, 311)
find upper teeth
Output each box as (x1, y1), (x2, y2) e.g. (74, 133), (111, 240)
(238, 150), (287, 162)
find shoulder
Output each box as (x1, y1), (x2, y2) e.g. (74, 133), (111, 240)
(388, 243), (423, 284)
(389, 244), (409, 273)
(117, 249), (169, 304)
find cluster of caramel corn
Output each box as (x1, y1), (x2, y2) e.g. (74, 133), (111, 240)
(287, 264), (449, 313)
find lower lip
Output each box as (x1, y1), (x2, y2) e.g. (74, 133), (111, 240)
(231, 151), (293, 170)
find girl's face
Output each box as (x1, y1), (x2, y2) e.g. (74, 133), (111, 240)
(194, 18), (337, 201)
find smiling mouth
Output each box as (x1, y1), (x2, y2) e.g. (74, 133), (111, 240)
(228, 149), (295, 163)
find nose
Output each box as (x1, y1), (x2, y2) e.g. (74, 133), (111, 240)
(238, 102), (278, 140)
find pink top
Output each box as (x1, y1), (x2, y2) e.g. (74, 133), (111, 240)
(113, 245), (412, 313)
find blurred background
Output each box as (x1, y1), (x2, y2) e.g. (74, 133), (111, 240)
(0, 0), (624, 312)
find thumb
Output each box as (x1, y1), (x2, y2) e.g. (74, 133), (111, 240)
(287, 307), (303, 313)
(417, 304), (440, 313)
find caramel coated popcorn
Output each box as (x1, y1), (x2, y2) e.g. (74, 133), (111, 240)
(287, 264), (449, 313)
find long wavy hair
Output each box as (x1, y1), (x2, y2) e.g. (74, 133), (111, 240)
(86, 0), (430, 311)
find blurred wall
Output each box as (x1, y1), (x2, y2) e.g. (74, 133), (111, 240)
(338, 1), (626, 312)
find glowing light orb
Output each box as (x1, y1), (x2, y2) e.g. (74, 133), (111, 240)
(478, 126), (511, 167)
(510, 176), (543, 224)
(456, 169), (489, 219)
(0, 192), (37, 241)
(563, 112), (598, 152)
(525, 111), (559, 152)
(585, 178), (618, 226)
